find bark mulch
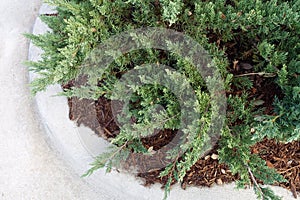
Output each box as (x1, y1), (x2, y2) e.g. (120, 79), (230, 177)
(63, 80), (299, 198)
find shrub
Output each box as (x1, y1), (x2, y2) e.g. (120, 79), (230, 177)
(27, 0), (300, 199)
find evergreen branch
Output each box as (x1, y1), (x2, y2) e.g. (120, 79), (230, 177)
(234, 72), (276, 77)
(247, 165), (265, 199)
(82, 141), (128, 177)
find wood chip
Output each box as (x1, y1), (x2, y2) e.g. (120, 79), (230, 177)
(252, 147), (259, 154)
(233, 60), (239, 71)
(291, 181), (297, 198)
(211, 154), (219, 160)
(217, 179), (223, 185)
(204, 155), (211, 160)
(221, 169), (226, 174)
(266, 160), (274, 168)
(66, 81), (300, 197)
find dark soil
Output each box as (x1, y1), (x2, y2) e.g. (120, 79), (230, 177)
(63, 77), (299, 198)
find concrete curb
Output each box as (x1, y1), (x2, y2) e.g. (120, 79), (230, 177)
(28, 4), (295, 200)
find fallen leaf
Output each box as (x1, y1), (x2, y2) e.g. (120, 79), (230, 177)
(253, 99), (265, 106)
(240, 62), (253, 70)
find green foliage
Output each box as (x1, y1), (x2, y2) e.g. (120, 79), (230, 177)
(258, 186), (282, 200)
(254, 95), (300, 142)
(27, 0), (300, 199)
(82, 143), (131, 176)
(160, 0), (183, 26)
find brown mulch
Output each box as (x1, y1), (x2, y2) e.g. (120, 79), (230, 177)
(63, 81), (299, 198)
(253, 139), (300, 198)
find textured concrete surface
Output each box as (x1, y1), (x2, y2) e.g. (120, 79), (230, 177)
(0, 1), (297, 200)
(0, 1), (102, 199)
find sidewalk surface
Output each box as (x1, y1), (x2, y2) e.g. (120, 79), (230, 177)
(0, 1), (101, 199)
(0, 1), (296, 200)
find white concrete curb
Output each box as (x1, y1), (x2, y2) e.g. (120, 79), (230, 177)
(28, 4), (296, 200)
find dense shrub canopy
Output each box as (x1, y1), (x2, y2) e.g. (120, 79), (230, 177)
(28, 0), (300, 199)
